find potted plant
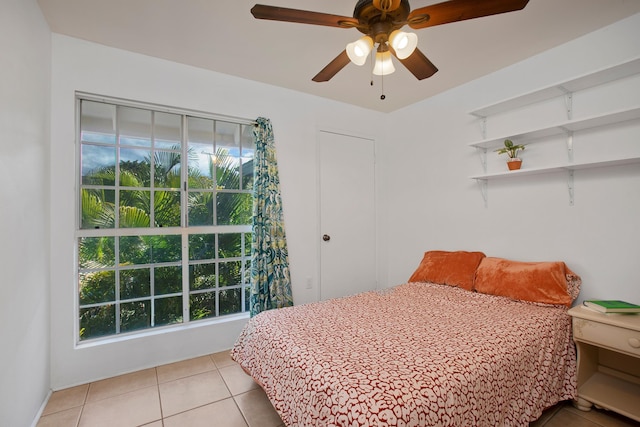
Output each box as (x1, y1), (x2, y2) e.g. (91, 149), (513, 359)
(495, 139), (526, 170)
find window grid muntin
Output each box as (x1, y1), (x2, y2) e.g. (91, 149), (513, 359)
(186, 232), (250, 320)
(77, 96), (254, 343)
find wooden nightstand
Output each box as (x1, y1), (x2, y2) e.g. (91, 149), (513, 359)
(568, 305), (640, 422)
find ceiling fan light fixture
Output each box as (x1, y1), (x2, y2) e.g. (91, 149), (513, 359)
(251, 0), (530, 83)
(373, 50), (395, 76)
(389, 30), (418, 59)
(346, 36), (374, 66)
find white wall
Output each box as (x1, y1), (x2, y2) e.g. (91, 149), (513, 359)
(382, 13), (640, 304)
(49, 35), (386, 389)
(0, 0), (51, 425)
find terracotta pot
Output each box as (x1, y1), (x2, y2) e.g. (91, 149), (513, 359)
(507, 158), (522, 170)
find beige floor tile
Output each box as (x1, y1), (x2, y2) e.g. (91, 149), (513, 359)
(163, 398), (248, 427)
(563, 405), (640, 427)
(219, 363), (260, 396)
(543, 408), (603, 427)
(234, 388), (284, 427)
(79, 385), (161, 427)
(159, 369), (231, 417)
(37, 406), (82, 427)
(530, 402), (566, 426)
(39, 358), (639, 427)
(212, 349), (237, 368)
(86, 368), (157, 402)
(156, 355), (217, 383)
(42, 384), (89, 415)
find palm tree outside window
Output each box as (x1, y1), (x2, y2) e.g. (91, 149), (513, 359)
(77, 97), (255, 342)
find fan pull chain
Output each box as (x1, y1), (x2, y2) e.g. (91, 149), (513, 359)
(370, 49), (375, 87)
(368, 48), (385, 100)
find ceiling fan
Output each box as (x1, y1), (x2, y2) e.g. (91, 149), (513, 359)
(251, 0), (529, 83)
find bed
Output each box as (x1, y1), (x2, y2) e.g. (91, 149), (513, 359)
(232, 251), (581, 426)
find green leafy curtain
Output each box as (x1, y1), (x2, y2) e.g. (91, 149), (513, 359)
(250, 117), (293, 317)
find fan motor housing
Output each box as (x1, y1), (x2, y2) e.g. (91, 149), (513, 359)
(353, 0), (411, 36)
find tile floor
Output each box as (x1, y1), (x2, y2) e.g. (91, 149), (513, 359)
(37, 350), (283, 427)
(38, 351), (638, 427)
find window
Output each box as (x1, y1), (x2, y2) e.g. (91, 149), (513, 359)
(77, 96), (255, 342)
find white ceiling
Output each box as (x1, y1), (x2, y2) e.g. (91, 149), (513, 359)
(37, 0), (640, 113)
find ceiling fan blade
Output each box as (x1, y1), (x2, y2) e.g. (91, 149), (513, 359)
(251, 4), (359, 28)
(312, 50), (351, 82)
(394, 48), (438, 80)
(372, 0), (402, 12)
(408, 0), (529, 29)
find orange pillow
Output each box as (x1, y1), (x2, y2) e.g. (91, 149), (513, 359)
(474, 257), (576, 306)
(408, 250), (486, 291)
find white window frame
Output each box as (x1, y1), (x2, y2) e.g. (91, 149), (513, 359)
(75, 93), (255, 343)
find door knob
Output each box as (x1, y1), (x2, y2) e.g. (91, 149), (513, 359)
(322, 234), (331, 241)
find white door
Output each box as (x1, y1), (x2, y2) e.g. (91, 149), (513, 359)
(318, 130), (376, 300)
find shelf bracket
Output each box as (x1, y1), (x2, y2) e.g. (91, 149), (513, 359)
(476, 147), (488, 174)
(564, 92), (573, 120)
(474, 147), (488, 207)
(476, 179), (488, 208)
(480, 117), (487, 140)
(568, 170), (575, 206)
(566, 131), (574, 163)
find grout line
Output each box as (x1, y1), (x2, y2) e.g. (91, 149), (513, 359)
(157, 363), (237, 424)
(76, 402), (85, 427)
(160, 397), (238, 424)
(219, 363), (249, 426)
(156, 371), (165, 423)
(231, 395), (251, 427)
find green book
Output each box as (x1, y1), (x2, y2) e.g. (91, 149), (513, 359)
(583, 300), (640, 313)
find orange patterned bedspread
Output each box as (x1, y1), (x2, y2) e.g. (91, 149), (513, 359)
(231, 282), (577, 426)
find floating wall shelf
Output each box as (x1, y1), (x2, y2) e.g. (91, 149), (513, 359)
(468, 107), (640, 150)
(469, 156), (640, 181)
(466, 57), (640, 207)
(469, 57), (640, 119)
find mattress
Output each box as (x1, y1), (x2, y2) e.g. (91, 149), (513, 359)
(232, 282), (577, 426)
